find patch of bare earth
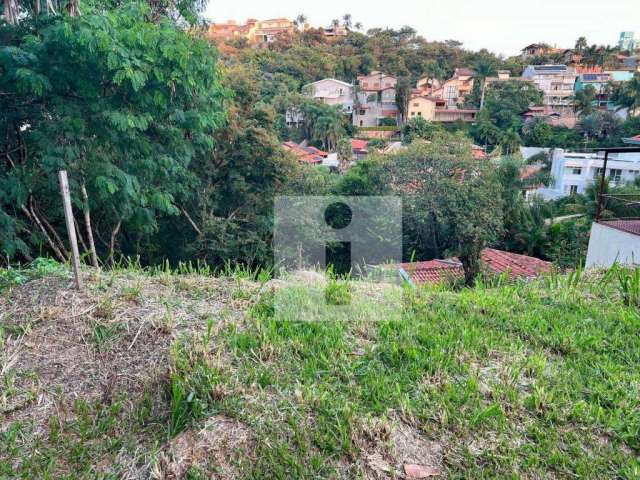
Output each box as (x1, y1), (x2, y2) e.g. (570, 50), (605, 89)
(152, 414), (255, 479)
(355, 414), (443, 479)
(0, 270), (258, 474)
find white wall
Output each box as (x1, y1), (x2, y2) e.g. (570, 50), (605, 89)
(586, 223), (640, 268)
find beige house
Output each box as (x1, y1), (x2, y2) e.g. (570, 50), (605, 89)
(408, 96), (477, 123)
(207, 18), (296, 45)
(353, 72), (399, 127)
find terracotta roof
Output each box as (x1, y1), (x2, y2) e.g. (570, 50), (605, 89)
(471, 145), (487, 159)
(351, 139), (369, 152)
(598, 220), (640, 237)
(520, 165), (541, 180)
(282, 142), (325, 164)
(397, 248), (552, 285)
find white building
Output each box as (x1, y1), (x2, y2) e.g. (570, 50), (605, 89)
(586, 220), (640, 268)
(302, 78), (354, 114)
(535, 149), (640, 200)
(522, 65), (577, 116)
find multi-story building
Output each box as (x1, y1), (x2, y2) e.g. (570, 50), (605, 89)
(522, 65), (577, 116)
(618, 32), (636, 52)
(416, 68), (474, 107)
(521, 43), (560, 58)
(535, 149), (640, 199)
(302, 79), (354, 113)
(574, 69), (634, 115)
(353, 72), (399, 127)
(206, 18), (296, 45)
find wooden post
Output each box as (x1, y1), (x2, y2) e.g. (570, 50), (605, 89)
(595, 150), (609, 222)
(58, 171), (83, 290)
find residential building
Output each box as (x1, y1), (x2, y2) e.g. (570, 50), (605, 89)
(575, 69), (634, 114)
(417, 69), (475, 107)
(407, 95), (477, 123)
(586, 220), (640, 268)
(323, 25), (348, 37)
(534, 148), (640, 199)
(618, 32), (636, 52)
(522, 65), (577, 116)
(350, 139), (369, 161)
(521, 43), (559, 58)
(206, 18), (296, 45)
(395, 248), (551, 286)
(353, 72), (399, 127)
(302, 79), (354, 113)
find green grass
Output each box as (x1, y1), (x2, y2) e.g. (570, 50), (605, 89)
(1, 262), (639, 478)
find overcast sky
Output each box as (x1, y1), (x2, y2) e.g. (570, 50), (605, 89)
(203, 0), (639, 57)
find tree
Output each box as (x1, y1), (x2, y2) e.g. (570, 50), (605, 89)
(395, 76), (413, 125)
(612, 72), (640, 116)
(294, 14), (307, 27)
(572, 84), (596, 116)
(578, 111), (622, 142)
(401, 117), (443, 144)
(0, 3), (227, 264)
(337, 137), (352, 172)
(574, 36), (588, 55)
(387, 134), (503, 285)
(342, 14), (352, 29)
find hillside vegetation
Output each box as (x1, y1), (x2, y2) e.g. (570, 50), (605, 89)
(0, 261), (639, 478)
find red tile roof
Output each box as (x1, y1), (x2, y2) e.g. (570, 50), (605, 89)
(351, 139), (369, 153)
(599, 220), (640, 237)
(282, 142), (326, 165)
(398, 248), (552, 285)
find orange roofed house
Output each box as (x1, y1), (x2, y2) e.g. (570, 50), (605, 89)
(395, 248), (552, 286)
(207, 18), (296, 45)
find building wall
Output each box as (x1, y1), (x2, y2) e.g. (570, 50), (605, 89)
(536, 149), (640, 199)
(304, 79), (354, 112)
(586, 223), (640, 268)
(408, 97), (436, 120)
(522, 66), (577, 116)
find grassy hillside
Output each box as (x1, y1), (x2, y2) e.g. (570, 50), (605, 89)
(1, 261), (639, 479)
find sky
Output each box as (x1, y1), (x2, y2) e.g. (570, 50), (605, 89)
(203, 0), (639, 57)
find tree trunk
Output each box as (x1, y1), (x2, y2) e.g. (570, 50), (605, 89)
(81, 182), (99, 267)
(108, 219), (122, 266)
(20, 205), (67, 263)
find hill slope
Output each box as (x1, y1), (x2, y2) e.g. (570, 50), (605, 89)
(0, 263), (639, 478)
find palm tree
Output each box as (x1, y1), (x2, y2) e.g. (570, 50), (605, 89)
(294, 14), (307, 28)
(572, 85), (596, 116)
(354, 22), (363, 31)
(331, 19), (340, 29)
(574, 36), (588, 55)
(342, 14), (352, 29)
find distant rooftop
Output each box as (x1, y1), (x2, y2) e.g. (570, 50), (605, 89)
(397, 248), (552, 285)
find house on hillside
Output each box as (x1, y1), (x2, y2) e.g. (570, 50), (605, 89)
(522, 65), (577, 117)
(353, 72), (399, 127)
(521, 43), (559, 58)
(206, 18), (296, 45)
(395, 248), (552, 286)
(574, 69), (634, 116)
(302, 79), (354, 114)
(407, 95), (477, 123)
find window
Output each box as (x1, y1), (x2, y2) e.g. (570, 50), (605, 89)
(417, 112), (422, 116)
(359, 109), (366, 116)
(339, 88), (343, 95)
(413, 103), (420, 107)
(359, 120), (363, 126)
(571, 168), (582, 175)
(565, 185), (578, 195)
(593, 167), (604, 179)
(609, 169), (623, 183)
(411, 112), (416, 116)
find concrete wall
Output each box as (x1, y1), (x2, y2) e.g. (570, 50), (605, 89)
(586, 223), (640, 268)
